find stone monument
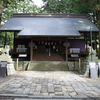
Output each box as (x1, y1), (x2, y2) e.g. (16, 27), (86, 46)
(0, 45), (16, 75)
(84, 46), (99, 77)
(86, 46), (99, 62)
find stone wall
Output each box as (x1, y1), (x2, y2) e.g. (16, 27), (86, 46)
(14, 61), (29, 71)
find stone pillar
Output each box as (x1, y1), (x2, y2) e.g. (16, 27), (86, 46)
(7, 61), (16, 75)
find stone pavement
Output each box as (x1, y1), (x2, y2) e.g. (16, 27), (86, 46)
(0, 71), (100, 100)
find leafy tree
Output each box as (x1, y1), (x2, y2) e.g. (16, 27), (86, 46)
(42, 0), (99, 23)
(1, 0), (41, 48)
(42, 0), (96, 14)
(42, 0), (100, 57)
(0, 0), (4, 47)
(1, 0), (26, 27)
(41, 0), (98, 26)
(0, 32), (5, 46)
(42, 0), (69, 13)
(2, 0), (41, 21)
(0, 0), (3, 27)
(96, 0), (100, 58)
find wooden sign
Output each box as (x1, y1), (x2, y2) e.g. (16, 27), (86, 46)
(19, 54), (27, 57)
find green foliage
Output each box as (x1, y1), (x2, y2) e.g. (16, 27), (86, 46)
(1, 0), (41, 49)
(42, 0), (96, 14)
(6, 32), (14, 49)
(2, 0), (41, 20)
(96, 47), (99, 57)
(42, 0), (70, 13)
(0, 31), (14, 49)
(0, 32), (5, 46)
(96, 4), (100, 8)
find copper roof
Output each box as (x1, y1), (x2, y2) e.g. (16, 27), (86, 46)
(0, 13), (98, 37)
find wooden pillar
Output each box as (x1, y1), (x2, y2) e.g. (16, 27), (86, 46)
(13, 32), (15, 50)
(66, 38), (68, 61)
(30, 38), (33, 61)
(17, 58), (18, 71)
(79, 58), (81, 72)
(49, 43), (51, 56)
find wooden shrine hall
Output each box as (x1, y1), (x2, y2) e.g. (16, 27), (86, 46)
(0, 13), (99, 61)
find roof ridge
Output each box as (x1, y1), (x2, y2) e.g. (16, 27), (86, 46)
(11, 13), (89, 18)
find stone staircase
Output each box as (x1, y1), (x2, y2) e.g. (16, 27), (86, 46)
(27, 61), (69, 71)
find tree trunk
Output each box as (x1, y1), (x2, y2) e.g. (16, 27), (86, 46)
(98, 12), (100, 58)
(97, 0), (100, 58)
(0, 0), (3, 28)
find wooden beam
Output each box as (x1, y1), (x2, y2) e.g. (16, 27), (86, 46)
(66, 38), (68, 61)
(32, 37), (67, 41)
(30, 38), (33, 61)
(12, 13), (88, 18)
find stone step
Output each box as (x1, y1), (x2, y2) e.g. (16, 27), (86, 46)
(28, 61), (69, 71)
